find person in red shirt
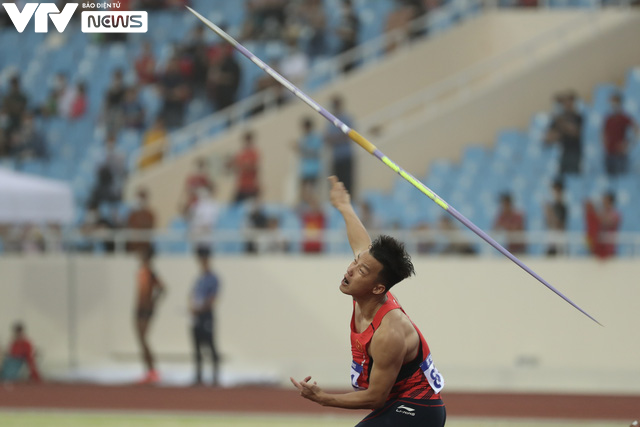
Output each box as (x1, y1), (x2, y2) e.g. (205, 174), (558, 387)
(0, 323), (41, 382)
(585, 191), (621, 259)
(493, 193), (526, 254)
(126, 187), (156, 254)
(227, 131), (260, 203)
(603, 93), (638, 176)
(300, 193), (326, 253)
(135, 40), (157, 86)
(291, 177), (445, 426)
(181, 157), (213, 216)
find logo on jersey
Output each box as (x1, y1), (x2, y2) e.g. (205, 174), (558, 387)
(396, 405), (416, 416)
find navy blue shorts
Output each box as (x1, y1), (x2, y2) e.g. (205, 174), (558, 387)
(356, 398), (446, 426)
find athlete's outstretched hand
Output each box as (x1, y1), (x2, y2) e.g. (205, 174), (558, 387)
(290, 376), (326, 405)
(329, 176), (351, 212)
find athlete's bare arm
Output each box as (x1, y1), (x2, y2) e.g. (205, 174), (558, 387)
(290, 314), (412, 410)
(329, 176), (371, 256)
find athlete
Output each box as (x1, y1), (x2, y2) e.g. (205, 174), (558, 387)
(291, 176), (446, 426)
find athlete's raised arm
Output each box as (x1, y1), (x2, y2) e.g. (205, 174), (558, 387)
(328, 176), (371, 256)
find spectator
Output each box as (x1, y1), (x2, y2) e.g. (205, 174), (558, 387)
(134, 246), (165, 384)
(358, 201), (382, 232)
(139, 116), (167, 170)
(545, 91), (583, 176)
(413, 222), (433, 254)
(227, 131), (260, 203)
(183, 25), (211, 93)
(300, 0), (328, 60)
(300, 192), (325, 254)
(1, 75), (28, 137)
(242, 0), (288, 40)
(135, 40), (157, 86)
(121, 87), (145, 130)
(335, 0), (360, 73)
(244, 199), (270, 253)
(103, 69), (127, 134)
(102, 133), (128, 205)
(493, 193), (526, 254)
(181, 156), (213, 217)
(279, 36), (310, 92)
(126, 187), (156, 254)
(68, 81), (88, 120)
(544, 180), (567, 256)
(189, 247), (221, 386)
(324, 95), (356, 197)
(438, 215), (476, 255)
(11, 112), (48, 160)
(188, 185), (219, 254)
(603, 93), (638, 176)
(292, 117), (323, 196)
(385, 0), (422, 52)
(78, 206), (117, 253)
(585, 191), (621, 259)
(0, 323), (41, 383)
(206, 44), (241, 113)
(250, 60), (288, 116)
(53, 73), (75, 119)
(158, 57), (191, 128)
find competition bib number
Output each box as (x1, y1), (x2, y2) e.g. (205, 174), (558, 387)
(420, 353), (444, 394)
(350, 360), (364, 390)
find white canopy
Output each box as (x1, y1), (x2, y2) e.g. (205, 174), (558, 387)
(0, 167), (74, 224)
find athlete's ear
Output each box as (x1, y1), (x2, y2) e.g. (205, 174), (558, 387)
(372, 283), (386, 295)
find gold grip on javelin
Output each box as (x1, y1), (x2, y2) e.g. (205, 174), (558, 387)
(348, 130), (377, 154)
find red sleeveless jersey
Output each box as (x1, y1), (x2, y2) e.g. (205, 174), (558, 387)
(350, 292), (444, 401)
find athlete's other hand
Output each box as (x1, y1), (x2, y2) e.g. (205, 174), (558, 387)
(290, 376), (326, 405)
(329, 176), (351, 212)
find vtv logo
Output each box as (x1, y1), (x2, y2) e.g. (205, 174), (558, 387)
(2, 3), (78, 33)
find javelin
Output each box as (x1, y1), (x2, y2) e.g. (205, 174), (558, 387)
(186, 7), (599, 325)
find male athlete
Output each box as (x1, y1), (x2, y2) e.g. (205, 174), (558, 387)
(291, 176), (446, 426)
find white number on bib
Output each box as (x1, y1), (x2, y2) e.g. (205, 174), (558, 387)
(420, 353), (444, 394)
(350, 360), (364, 390)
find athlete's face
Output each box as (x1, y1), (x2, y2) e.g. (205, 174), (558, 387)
(340, 250), (385, 296)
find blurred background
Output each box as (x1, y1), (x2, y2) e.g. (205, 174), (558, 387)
(0, 0), (639, 423)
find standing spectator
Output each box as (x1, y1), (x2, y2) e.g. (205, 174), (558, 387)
(0, 323), (41, 383)
(158, 57), (191, 129)
(134, 246), (165, 384)
(279, 36), (310, 91)
(335, 0), (360, 73)
(292, 117), (323, 196)
(183, 25), (211, 94)
(189, 248), (221, 386)
(300, 0), (328, 60)
(227, 131), (260, 203)
(324, 96), (355, 197)
(68, 81), (88, 120)
(135, 40), (157, 86)
(545, 91), (583, 176)
(181, 157), (213, 217)
(126, 187), (156, 254)
(206, 44), (241, 113)
(2, 75), (28, 137)
(121, 87), (146, 130)
(585, 191), (621, 259)
(493, 193), (526, 254)
(244, 199), (269, 253)
(603, 93), (638, 176)
(544, 180), (568, 256)
(139, 116), (167, 170)
(103, 69), (127, 134)
(53, 73), (75, 119)
(188, 185), (219, 254)
(300, 192), (326, 254)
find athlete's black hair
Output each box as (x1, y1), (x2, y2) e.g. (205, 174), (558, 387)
(369, 235), (415, 292)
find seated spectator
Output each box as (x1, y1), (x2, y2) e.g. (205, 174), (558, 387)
(2, 75), (28, 137)
(335, 0), (360, 73)
(0, 323), (41, 383)
(292, 117), (322, 197)
(90, 134), (127, 209)
(183, 25), (211, 93)
(385, 0), (422, 52)
(79, 206), (117, 253)
(206, 44), (241, 113)
(139, 116), (167, 170)
(413, 222), (433, 254)
(244, 199), (270, 254)
(493, 193), (526, 254)
(438, 215), (476, 255)
(102, 69), (127, 134)
(299, 0), (328, 60)
(126, 187), (156, 254)
(227, 131), (261, 203)
(545, 91), (583, 176)
(11, 112), (48, 161)
(69, 81), (88, 120)
(158, 57), (191, 129)
(279, 36), (310, 91)
(242, 0), (288, 40)
(122, 87), (146, 130)
(181, 156), (213, 216)
(603, 92), (638, 176)
(585, 191), (621, 259)
(299, 192), (325, 254)
(544, 180), (567, 256)
(135, 40), (157, 86)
